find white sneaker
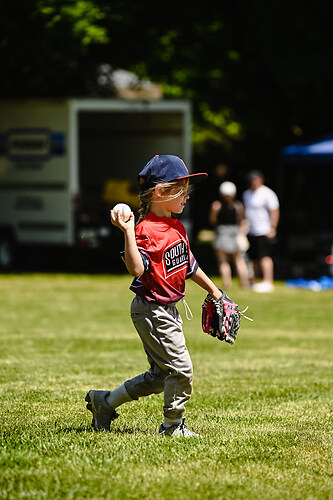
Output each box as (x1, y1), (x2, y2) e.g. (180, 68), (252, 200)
(252, 281), (274, 293)
(159, 418), (201, 438)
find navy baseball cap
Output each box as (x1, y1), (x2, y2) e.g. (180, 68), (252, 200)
(138, 155), (207, 191)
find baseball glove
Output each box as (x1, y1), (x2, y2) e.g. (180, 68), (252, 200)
(202, 290), (252, 344)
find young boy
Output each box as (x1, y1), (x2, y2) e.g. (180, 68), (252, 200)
(86, 155), (224, 437)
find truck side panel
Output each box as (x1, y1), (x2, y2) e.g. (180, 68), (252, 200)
(0, 100), (73, 245)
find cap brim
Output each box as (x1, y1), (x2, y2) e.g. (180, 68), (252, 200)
(177, 173), (208, 183)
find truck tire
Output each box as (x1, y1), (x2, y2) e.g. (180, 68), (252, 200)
(0, 237), (15, 271)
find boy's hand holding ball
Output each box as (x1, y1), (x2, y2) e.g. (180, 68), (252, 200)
(110, 203), (134, 231)
(112, 203), (132, 221)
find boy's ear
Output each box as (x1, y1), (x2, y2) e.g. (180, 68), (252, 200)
(154, 185), (164, 198)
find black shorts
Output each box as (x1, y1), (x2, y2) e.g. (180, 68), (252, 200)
(247, 235), (276, 260)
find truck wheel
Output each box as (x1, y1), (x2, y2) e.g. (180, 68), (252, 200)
(0, 237), (15, 271)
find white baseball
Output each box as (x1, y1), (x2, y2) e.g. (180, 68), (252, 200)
(112, 203), (132, 221)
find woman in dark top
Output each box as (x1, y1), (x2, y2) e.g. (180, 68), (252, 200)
(209, 181), (249, 289)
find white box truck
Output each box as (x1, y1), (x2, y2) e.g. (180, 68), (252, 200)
(0, 98), (192, 269)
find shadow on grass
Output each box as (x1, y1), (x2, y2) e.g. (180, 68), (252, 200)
(59, 424), (154, 435)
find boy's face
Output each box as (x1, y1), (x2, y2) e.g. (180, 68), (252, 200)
(163, 179), (190, 214)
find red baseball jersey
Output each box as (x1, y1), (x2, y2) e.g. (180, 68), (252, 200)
(129, 211), (198, 305)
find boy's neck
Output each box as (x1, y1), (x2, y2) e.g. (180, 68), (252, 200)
(150, 203), (172, 218)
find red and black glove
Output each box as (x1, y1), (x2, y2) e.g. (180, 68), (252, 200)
(202, 290), (252, 344)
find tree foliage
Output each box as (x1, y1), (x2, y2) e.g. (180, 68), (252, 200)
(1, 0), (333, 176)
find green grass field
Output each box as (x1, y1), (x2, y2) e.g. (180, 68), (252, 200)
(0, 273), (332, 499)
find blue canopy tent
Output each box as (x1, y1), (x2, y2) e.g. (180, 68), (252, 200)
(282, 134), (333, 162)
(279, 135), (333, 278)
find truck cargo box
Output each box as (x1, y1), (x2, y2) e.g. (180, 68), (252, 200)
(0, 99), (192, 269)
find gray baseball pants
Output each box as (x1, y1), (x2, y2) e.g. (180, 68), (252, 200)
(124, 295), (193, 422)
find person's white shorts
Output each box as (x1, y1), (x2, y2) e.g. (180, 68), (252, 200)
(213, 225), (239, 253)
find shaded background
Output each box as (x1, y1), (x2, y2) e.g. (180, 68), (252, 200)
(1, 0), (333, 277)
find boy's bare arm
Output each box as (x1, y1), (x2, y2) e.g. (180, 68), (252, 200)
(110, 210), (144, 277)
(190, 267), (222, 300)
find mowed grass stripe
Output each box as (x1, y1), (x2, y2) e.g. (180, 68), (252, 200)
(0, 274), (332, 499)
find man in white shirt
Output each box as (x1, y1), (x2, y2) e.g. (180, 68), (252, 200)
(243, 171), (280, 292)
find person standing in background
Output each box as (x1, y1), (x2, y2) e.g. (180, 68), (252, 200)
(209, 181), (249, 289)
(243, 171), (280, 293)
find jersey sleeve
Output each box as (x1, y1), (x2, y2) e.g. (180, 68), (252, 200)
(135, 234), (152, 272)
(186, 250), (198, 279)
(119, 249), (150, 271)
(119, 233), (151, 272)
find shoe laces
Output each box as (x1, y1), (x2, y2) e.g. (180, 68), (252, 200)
(239, 306), (253, 322)
(179, 418), (199, 437)
(179, 417), (186, 431)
